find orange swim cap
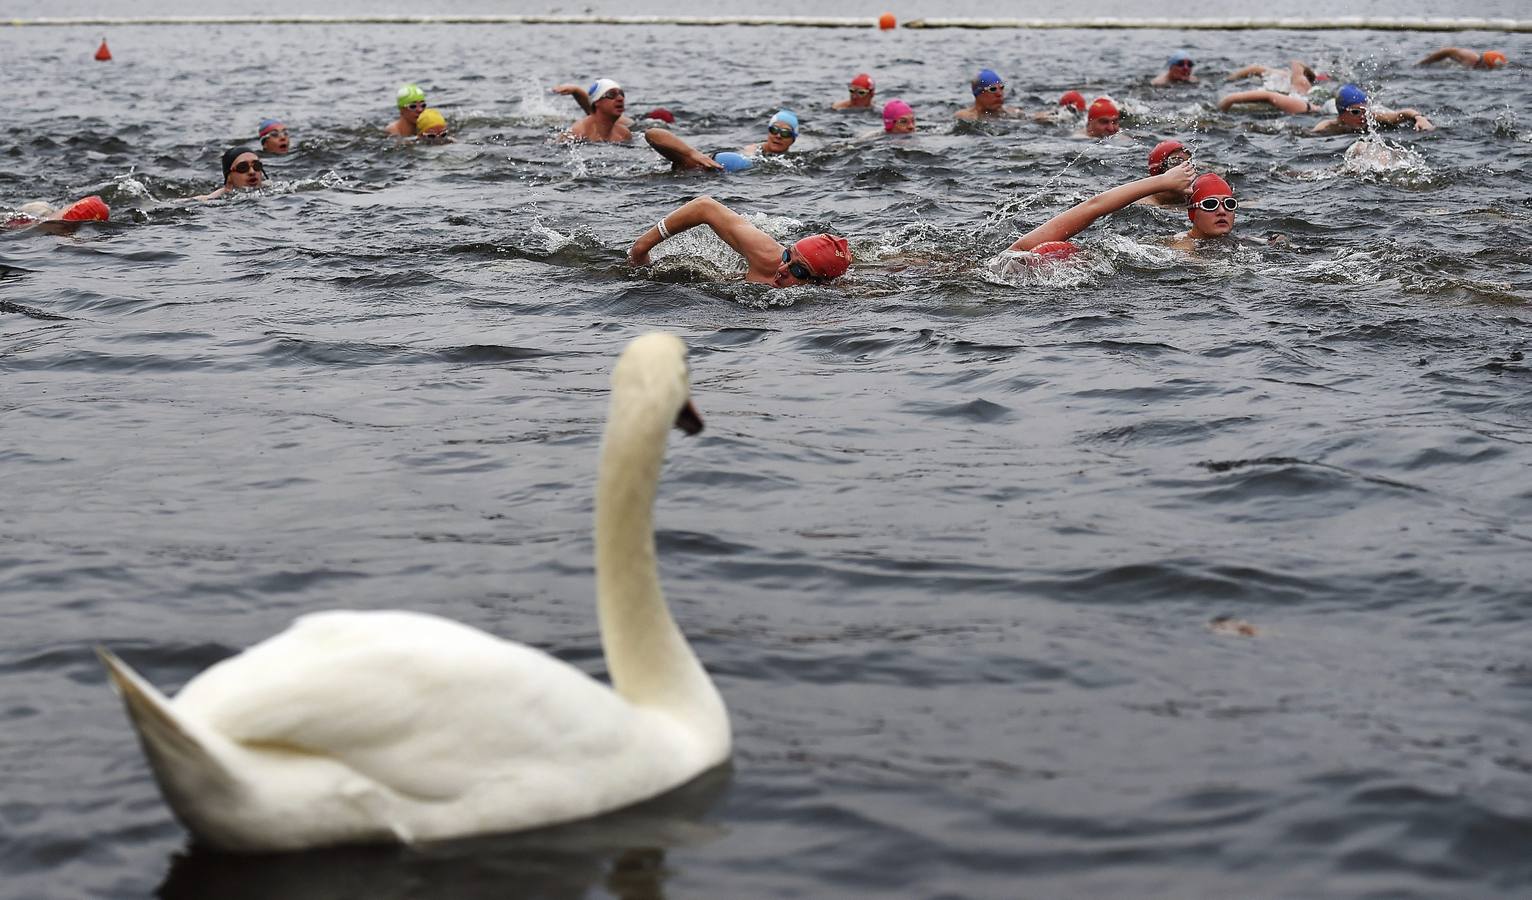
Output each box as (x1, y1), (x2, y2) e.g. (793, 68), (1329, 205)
(1058, 91), (1086, 112)
(1482, 51), (1507, 68)
(58, 195), (110, 222)
(792, 234), (852, 281)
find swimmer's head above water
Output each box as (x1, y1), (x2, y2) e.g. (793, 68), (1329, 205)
(776, 233), (851, 287)
(971, 69), (1005, 109)
(415, 108), (450, 143)
(848, 73), (875, 105)
(1087, 97), (1120, 137)
(1187, 173), (1237, 237)
(258, 119), (290, 155)
(1481, 51), (1508, 68)
(1148, 139), (1190, 175)
(396, 83), (427, 126)
(882, 99), (915, 133)
(1059, 91), (1087, 112)
(588, 78), (625, 116)
(1335, 84), (1369, 130)
(220, 146), (265, 191)
(1165, 51), (1195, 81)
(764, 110), (798, 154)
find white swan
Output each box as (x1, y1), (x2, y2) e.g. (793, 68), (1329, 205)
(98, 332), (729, 852)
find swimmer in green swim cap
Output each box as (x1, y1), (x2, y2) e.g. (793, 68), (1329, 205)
(387, 83), (427, 137)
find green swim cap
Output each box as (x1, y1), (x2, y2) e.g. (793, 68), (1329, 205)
(397, 83), (426, 108)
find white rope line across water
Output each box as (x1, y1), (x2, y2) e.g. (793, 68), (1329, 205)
(2, 15), (1529, 31)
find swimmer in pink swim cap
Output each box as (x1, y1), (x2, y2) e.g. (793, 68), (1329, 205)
(999, 162), (1198, 262)
(629, 195), (850, 287)
(882, 99), (916, 134)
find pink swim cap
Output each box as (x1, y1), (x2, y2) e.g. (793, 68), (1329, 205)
(1031, 241), (1080, 262)
(882, 99), (914, 131)
(58, 195), (110, 222)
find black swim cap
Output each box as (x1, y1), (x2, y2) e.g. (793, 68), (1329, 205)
(221, 146), (255, 181)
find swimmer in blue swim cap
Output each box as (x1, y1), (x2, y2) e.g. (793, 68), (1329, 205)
(1152, 51), (1199, 86)
(956, 69), (1023, 121)
(1311, 84), (1435, 134)
(644, 109), (798, 172)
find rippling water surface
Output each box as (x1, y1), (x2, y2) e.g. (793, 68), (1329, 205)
(3, 4), (1531, 898)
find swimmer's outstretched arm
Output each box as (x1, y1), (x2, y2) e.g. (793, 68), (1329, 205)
(645, 129), (724, 171)
(1008, 162), (1195, 252)
(628, 196), (779, 268)
(1376, 108), (1437, 131)
(552, 84), (594, 114)
(1418, 48), (1477, 66)
(1225, 64), (1268, 81)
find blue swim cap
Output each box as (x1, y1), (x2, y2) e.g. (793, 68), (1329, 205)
(769, 109), (799, 135)
(972, 68), (1003, 95)
(1337, 84), (1368, 109)
(1167, 50), (1192, 67)
(713, 151), (754, 172)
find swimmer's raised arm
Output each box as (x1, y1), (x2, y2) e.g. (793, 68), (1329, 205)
(628, 196), (780, 271)
(1008, 162), (1195, 252)
(552, 84), (594, 115)
(1418, 48), (1479, 67)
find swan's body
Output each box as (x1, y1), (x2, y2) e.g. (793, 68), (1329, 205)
(99, 332), (728, 852)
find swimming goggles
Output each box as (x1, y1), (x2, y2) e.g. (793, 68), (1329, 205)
(767, 124), (797, 139)
(232, 159), (265, 175)
(406, 102), (427, 111)
(781, 249), (823, 282)
(1173, 60), (1195, 69)
(598, 89), (625, 101)
(849, 87), (872, 96)
(1339, 105), (1368, 116)
(262, 129), (289, 139)
(975, 83), (1005, 94)
(1191, 196), (1238, 212)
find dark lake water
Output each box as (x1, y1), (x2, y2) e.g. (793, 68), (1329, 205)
(3, 4), (1531, 898)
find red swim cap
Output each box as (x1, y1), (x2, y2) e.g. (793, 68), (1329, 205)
(1088, 97), (1118, 120)
(58, 195), (110, 222)
(850, 73), (874, 90)
(1147, 139), (1187, 174)
(1188, 173), (1232, 220)
(644, 108), (675, 123)
(1058, 90), (1086, 112)
(1031, 241), (1079, 262)
(792, 234), (852, 280)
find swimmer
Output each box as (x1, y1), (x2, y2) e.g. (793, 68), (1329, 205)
(1075, 97), (1121, 139)
(833, 73), (876, 110)
(1311, 85), (1435, 134)
(1033, 90), (1086, 123)
(1418, 47), (1508, 69)
(1169, 173), (1239, 250)
(956, 69), (1023, 121)
(387, 84), (427, 137)
(258, 119), (291, 155)
(1137, 140), (1194, 207)
(1220, 61), (1327, 114)
(628, 195), (851, 287)
(3, 195), (110, 230)
(644, 109), (798, 171)
(415, 108), (454, 144)
(882, 99), (916, 134)
(1152, 51), (1199, 86)
(560, 78), (631, 142)
(1002, 162), (1196, 260)
(195, 147), (265, 201)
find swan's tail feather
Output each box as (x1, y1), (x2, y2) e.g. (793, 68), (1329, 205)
(96, 647), (240, 812)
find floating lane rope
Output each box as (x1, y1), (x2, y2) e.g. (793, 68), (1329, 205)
(2, 15), (1529, 31)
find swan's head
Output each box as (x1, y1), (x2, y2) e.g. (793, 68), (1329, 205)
(613, 333), (703, 436)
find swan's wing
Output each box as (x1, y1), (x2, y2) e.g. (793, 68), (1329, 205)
(173, 611), (640, 800)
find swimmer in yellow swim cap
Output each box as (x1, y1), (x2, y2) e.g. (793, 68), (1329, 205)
(387, 83), (427, 137)
(415, 108), (454, 144)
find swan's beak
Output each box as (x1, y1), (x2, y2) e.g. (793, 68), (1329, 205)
(675, 400), (704, 436)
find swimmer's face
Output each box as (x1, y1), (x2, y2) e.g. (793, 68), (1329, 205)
(227, 152), (264, 189)
(888, 114), (916, 134)
(402, 101), (426, 124)
(773, 247), (822, 288)
(595, 88), (625, 116)
(764, 122), (796, 154)
(974, 82), (1005, 110)
(1087, 114), (1120, 138)
(419, 128), (449, 144)
(261, 128), (290, 155)
(1169, 59), (1195, 81)
(848, 83), (873, 104)
(1189, 194), (1237, 237)
(1337, 104), (1368, 131)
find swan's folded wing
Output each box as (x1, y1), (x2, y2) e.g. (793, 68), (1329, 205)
(173, 611), (640, 800)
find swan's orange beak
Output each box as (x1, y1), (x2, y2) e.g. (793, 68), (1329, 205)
(675, 400), (703, 436)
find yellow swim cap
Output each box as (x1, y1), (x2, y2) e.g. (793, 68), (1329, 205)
(415, 108), (447, 134)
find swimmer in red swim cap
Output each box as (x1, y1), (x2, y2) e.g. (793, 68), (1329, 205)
(1138, 140), (1194, 207)
(999, 161), (1196, 262)
(834, 73), (876, 110)
(1419, 47), (1509, 69)
(4, 195), (110, 230)
(628, 195), (850, 287)
(1170, 172), (1239, 250)
(1079, 97), (1121, 139)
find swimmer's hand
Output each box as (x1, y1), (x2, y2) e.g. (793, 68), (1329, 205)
(552, 84), (593, 114)
(1153, 160), (1197, 194)
(628, 231), (658, 267)
(1412, 113), (1436, 132)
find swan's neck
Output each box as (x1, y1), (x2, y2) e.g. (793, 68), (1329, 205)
(595, 403), (725, 739)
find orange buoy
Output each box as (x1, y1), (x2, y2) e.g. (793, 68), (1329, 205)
(878, 12), (896, 30)
(94, 38), (112, 61)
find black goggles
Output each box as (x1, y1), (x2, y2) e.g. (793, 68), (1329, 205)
(782, 249), (824, 282)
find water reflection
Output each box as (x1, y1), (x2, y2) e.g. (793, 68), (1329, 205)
(156, 767), (731, 900)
